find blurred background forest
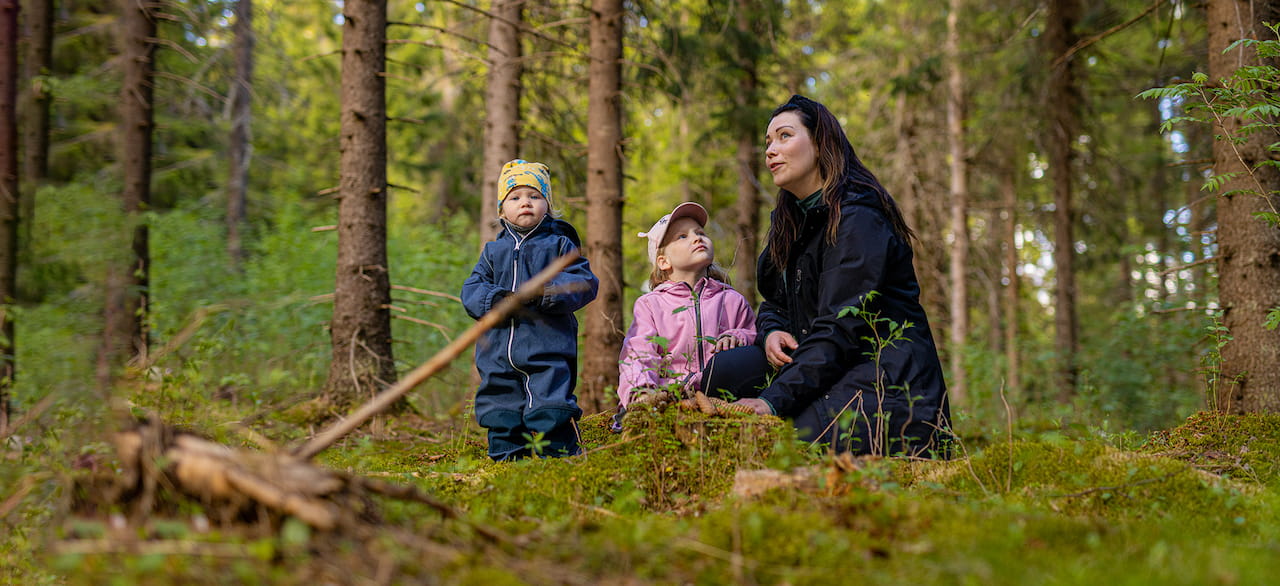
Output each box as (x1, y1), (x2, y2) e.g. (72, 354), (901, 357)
(1, 0), (1240, 439)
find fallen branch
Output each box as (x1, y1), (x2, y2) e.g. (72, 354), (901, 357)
(390, 284), (462, 303)
(49, 539), (255, 558)
(292, 252), (581, 461)
(0, 393), (56, 441)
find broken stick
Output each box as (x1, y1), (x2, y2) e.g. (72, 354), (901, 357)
(292, 251), (581, 461)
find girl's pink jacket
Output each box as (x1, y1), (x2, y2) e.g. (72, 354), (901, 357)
(617, 278), (757, 407)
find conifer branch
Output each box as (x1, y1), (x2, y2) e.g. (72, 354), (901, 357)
(1051, 0), (1162, 69)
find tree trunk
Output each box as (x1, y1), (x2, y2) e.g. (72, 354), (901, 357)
(0, 0), (18, 432)
(226, 0), (253, 268)
(1045, 0), (1081, 402)
(581, 0), (624, 413)
(945, 0), (968, 407)
(1000, 163), (1020, 402)
(98, 0), (154, 392)
(324, 0), (395, 410)
(1207, 0), (1280, 413)
(480, 0), (521, 241)
(18, 0), (50, 253)
(732, 0), (759, 305)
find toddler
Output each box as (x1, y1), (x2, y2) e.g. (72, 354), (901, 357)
(461, 159), (599, 460)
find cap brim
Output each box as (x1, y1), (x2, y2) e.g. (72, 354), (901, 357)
(668, 201), (708, 227)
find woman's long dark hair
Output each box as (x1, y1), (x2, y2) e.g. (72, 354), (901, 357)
(764, 95), (914, 271)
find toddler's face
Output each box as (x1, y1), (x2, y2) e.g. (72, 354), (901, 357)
(501, 186), (549, 229)
(657, 217), (714, 274)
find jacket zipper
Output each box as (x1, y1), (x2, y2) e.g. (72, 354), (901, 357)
(693, 280), (706, 371)
(506, 225), (534, 408)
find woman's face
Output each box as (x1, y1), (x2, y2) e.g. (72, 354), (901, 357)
(765, 111), (822, 197)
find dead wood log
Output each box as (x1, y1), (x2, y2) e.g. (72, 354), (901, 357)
(292, 252), (581, 461)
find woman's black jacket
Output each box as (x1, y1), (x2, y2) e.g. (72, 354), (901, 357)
(755, 184), (949, 456)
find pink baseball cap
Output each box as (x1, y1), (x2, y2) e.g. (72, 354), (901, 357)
(638, 202), (709, 265)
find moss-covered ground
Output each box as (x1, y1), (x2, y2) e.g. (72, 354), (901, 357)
(6, 396), (1280, 585)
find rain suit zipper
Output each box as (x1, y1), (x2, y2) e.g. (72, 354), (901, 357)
(503, 217), (546, 409)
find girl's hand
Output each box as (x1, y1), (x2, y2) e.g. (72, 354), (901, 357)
(734, 398), (774, 415)
(765, 330), (798, 368)
(713, 334), (742, 353)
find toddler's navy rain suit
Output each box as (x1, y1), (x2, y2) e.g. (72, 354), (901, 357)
(461, 216), (598, 460)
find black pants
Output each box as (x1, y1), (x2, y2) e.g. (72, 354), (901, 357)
(700, 345), (772, 401)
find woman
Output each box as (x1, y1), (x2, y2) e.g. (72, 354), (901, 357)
(702, 95), (950, 457)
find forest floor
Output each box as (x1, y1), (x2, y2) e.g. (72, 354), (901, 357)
(5, 393), (1280, 585)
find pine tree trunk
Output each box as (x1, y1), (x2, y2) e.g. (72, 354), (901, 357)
(1045, 0), (1081, 402)
(226, 0), (253, 268)
(1207, 0), (1280, 413)
(1000, 164), (1020, 401)
(945, 0), (969, 406)
(98, 0), (154, 392)
(732, 0), (759, 305)
(481, 0), (521, 238)
(19, 0), (51, 253)
(581, 0), (624, 413)
(324, 0), (395, 410)
(0, 0), (18, 432)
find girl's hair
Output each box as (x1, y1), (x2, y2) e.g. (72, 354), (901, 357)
(648, 251), (731, 289)
(764, 95), (914, 271)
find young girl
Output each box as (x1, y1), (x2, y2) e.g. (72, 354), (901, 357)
(616, 202), (756, 415)
(461, 159), (599, 460)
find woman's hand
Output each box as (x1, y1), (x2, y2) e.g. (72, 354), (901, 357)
(764, 330), (798, 368)
(713, 334), (742, 353)
(734, 398), (774, 415)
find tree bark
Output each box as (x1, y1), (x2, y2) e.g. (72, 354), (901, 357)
(0, 0), (18, 431)
(98, 0), (154, 392)
(732, 0), (759, 305)
(18, 0), (50, 253)
(581, 0), (624, 413)
(1000, 163), (1020, 402)
(1045, 0), (1081, 402)
(324, 0), (395, 410)
(945, 0), (969, 406)
(481, 0), (521, 241)
(1207, 0), (1280, 413)
(226, 0), (253, 268)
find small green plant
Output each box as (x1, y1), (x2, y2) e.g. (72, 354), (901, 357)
(522, 430), (550, 456)
(828, 290), (921, 456)
(1198, 312), (1239, 413)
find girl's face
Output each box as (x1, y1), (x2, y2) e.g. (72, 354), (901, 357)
(500, 186), (549, 229)
(764, 111), (822, 197)
(656, 217), (714, 276)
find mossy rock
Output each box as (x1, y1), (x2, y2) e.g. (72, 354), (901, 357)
(905, 436), (1258, 520)
(1144, 411), (1280, 485)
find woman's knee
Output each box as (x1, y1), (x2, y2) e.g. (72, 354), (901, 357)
(701, 345), (770, 399)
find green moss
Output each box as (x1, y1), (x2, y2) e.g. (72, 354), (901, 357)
(1145, 411), (1280, 485)
(904, 435), (1259, 523)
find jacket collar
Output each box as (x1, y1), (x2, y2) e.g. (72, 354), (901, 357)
(652, 276), (722, 296)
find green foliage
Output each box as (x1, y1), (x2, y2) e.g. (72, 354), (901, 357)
(1138, 23), (1280, 222)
